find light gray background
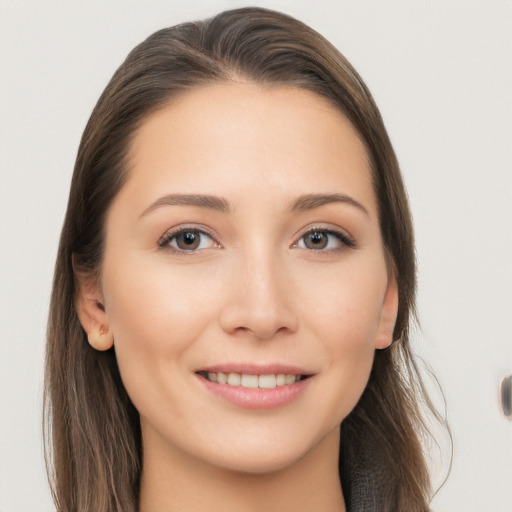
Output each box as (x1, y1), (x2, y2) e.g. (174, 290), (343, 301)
(1, 1), (511, 511)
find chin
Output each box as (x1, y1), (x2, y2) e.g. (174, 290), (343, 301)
(197, 425), (340, 477)
(211, 449), (307, 476)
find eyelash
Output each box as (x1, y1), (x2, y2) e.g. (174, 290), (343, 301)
(158, 226), (356, 254)
(293, 227), (356, 252)
(158, 226), (220, 253)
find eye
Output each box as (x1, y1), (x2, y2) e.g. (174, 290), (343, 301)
(159, 227), (219, 252)
(294, 228), (355, 251)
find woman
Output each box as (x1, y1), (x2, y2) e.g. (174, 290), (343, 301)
(44, 7), (442, 511)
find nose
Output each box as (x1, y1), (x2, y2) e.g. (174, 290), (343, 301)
(219, 253), (299, 340)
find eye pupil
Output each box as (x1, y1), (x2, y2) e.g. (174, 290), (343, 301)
(305, 231), (328, 249)
(177, 231), (200, 250)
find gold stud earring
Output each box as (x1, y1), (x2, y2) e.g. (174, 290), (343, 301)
(88, 327), (114, 351)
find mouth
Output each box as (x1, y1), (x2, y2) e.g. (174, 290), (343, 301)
(197, 371), (309, 389)
(195, 366), (313, 409)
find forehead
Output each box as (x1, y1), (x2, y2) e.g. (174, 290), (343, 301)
(123, 82), (376, 215)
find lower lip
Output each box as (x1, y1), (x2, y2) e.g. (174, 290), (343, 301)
(197, 374), (311, 410)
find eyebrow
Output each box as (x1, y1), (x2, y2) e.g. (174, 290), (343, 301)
(139, 192), (368, 218)
(139, 194), (231, 218)
(290, 193), (369, 215)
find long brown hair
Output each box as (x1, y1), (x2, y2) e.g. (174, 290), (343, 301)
(45, 7), (444, 511)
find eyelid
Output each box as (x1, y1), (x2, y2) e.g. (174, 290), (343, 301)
(158, 224), (222, 252)
(292, 224), (356, 250)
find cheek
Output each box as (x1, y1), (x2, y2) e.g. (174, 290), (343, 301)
(100, 257), (221, 394)
(301, 262), (386, 420)
(314, 283), (380, 381)
(104, 255), (218, 341)
(303, 260), (387, 351)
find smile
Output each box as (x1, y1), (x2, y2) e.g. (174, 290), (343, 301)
(196, 367), (312, 409)
(199, 371), (304, 389)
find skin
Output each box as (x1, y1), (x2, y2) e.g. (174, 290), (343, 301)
(77, 83), (398, 512)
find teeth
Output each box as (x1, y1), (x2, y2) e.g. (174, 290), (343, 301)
(204, 372), (301, 388)
(285, 374), (296, 385)
(240, 374), (259, 388)
(227, 373), (241, 386)
(259, 374), (276, 389)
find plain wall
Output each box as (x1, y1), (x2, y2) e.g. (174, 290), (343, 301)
(1, 1), (511, 511)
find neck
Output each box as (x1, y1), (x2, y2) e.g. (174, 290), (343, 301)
(138, 427), (346, 512)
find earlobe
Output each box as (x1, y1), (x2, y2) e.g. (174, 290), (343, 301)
(374, 274), (399, 350)
(75, 271), (114, 351)
(87, 326), (114, 351)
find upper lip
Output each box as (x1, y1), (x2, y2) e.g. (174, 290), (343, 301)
(196, 363), (314, 376)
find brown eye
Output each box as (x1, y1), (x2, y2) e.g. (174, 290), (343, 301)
(303, 231), (329, 249)
(160, 228), (218, 252)
(175, 230), (201, 250)
(295, 228), (354, 251)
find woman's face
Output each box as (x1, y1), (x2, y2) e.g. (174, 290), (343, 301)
(94, 83), (397, 473)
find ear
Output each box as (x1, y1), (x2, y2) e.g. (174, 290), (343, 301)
(75, 271), (114, 351)
(374, 273), (399, 350)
